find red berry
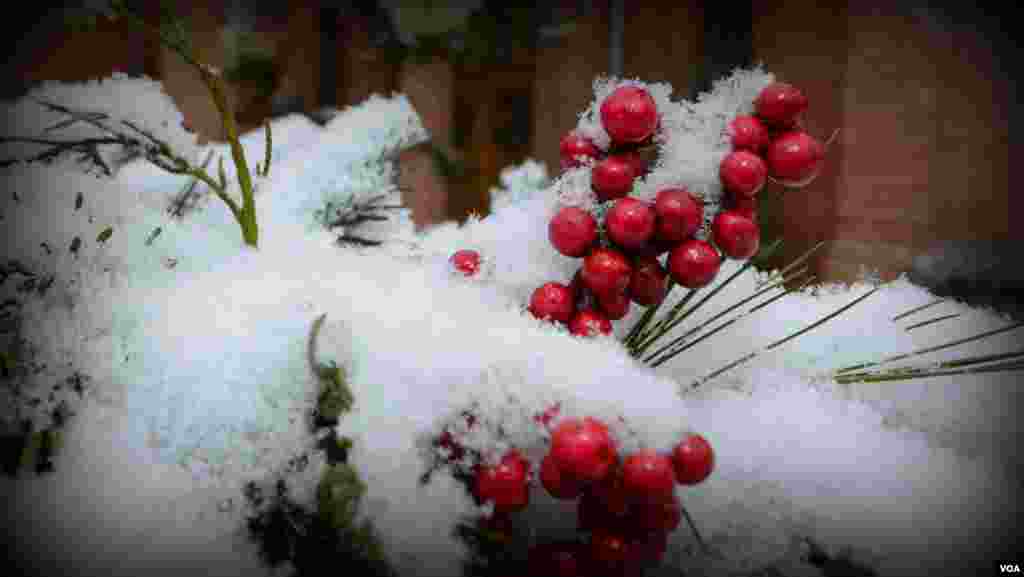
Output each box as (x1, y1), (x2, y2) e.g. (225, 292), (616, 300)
(730, 194), (757, 221)
(560, 131), (601, 170)
(600, 85), (659, 145)
(582, 248), (632, 297)
(621, 150), (648, 178)
(597, 290), (631, 321)
(621, 449), (676, 503)
(586, 464), (632, 518)
(653, 187), (703, 245)
(475, 450), (531, 513)
(671, 434), (714, 485)
(668, 240), (721, 288)
(568, 269), (592, 305)
(756, 82), (808, 128)
(605, 197), (656, 251)
(577, 490), (611, 531)
(631, 493), (682, 535)
(529, 282), (576, 324)
(720, 150), (767, 198)
(529, 541), (585, 577)
(590, 529), (633, 570)
(591, 155), (637, 202)
(569, 309), (613, 337)
(550, 417), (617, 483)
(712, 210), (760, 260)
(540, 453), (584, 500)
(549, 206), (598, 257)
(450, 249), (481, 277)
(766, 130), (824, 187)
(728, 115), (770, 152)
(624, 237), (674, 259)
(629, 255), (668, 306)
(629, 530), (669, 565)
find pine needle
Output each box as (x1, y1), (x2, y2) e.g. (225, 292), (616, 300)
(650, 273), (816, 367)
(891, 297), (946, 322)
(834, 320), (1024, 375)
(835, 359), (1024, 384)
(688, 286), (880, 389)
(645, 266), (811, 365)
(903, 313), (961, 331)
(837, 348), (1024, 382)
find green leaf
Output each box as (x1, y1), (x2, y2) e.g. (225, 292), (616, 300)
(317, 366), (354, 424)
(96, 226), (113, 244)
(317, 462), (366, 530)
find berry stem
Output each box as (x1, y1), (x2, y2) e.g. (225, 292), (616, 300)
(631, 239), (783, 358)
(623, 278), (676, 348)
(679, 503), (710, 555)
(824, 127), (841, 149)
(647, 269), (814, 367)
(628, 287), (701, 356)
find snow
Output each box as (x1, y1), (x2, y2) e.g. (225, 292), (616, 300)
(1, 70), (1021, 577)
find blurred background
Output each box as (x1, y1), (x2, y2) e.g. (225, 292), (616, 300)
(0, 0), (1019, 288)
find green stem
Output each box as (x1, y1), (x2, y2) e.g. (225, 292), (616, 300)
(650, 274), (815, 367)
(629, 287), (700, 356)
(198, 65), (258, 247)
(644, 266), (810, 364)
(623, 278), (676, 348)
(105, 1), (259, 247)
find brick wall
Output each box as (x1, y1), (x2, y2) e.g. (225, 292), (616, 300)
(532, 4), (611, 174)
(754, 1), (1014, 282)
(7, 3), (1014, 284)
(6, 11), (149, 94)
(398, 58), (452, 228)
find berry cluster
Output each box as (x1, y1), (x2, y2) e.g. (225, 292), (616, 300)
(529, 81), (825, 339)
(429, 403), (714, 575)
(431, 78), (824, 573)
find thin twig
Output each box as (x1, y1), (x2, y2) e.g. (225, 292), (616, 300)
(903, 313), (962, 331)
(891, 297), (947, 322)
(680, 504), (710, 555)
(771, 240), (826, 283)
